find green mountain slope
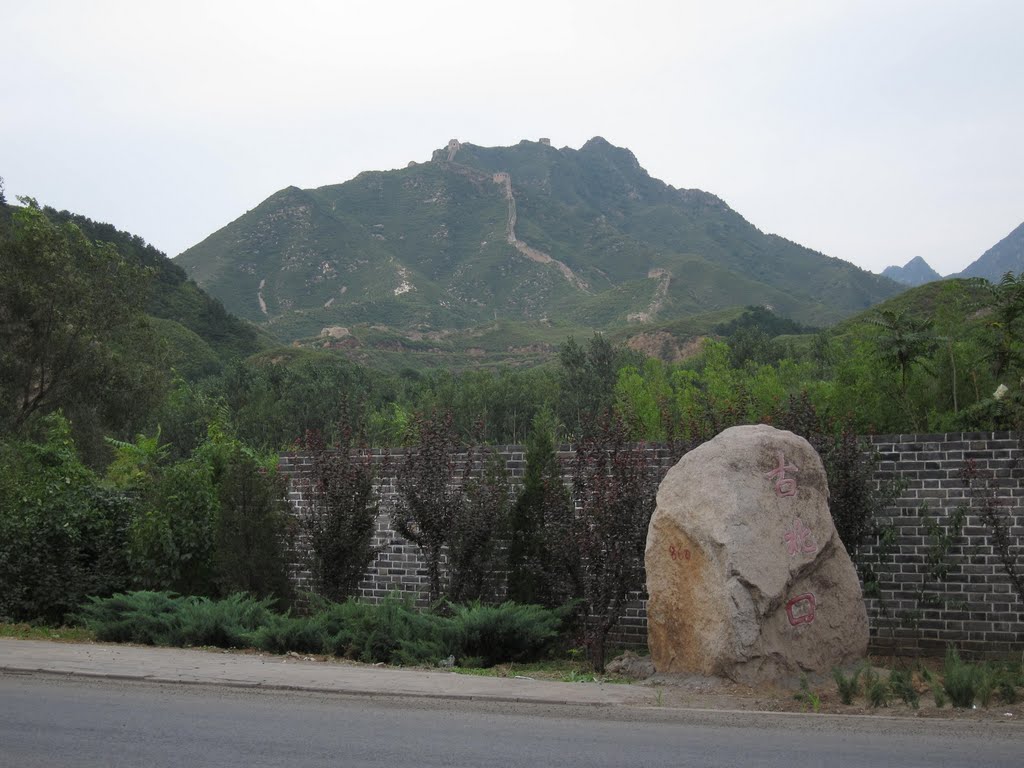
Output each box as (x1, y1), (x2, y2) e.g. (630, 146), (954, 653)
(42, 206), (269, 369)
(176, 137), (902, 344)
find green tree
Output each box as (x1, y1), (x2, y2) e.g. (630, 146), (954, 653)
(0, 413), (133, 622)
(558, 334), (633, 438)
(983, 272), (1024, 378)
(865, 308), (938, 395)
(506, 409), (574, 605)
(0, 204), (151, 435)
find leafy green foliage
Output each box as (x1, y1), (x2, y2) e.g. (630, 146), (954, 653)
(210, 448), (293, 600)
(0, 414), (133, 623)
(40, 205), (265, 363)
(506, 409), (574, 606)
(0, 204), (156, 441)
(862, 666), (891, 708)
(76, 591), (275, 646)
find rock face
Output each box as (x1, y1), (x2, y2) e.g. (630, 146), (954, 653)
(645, 425), (868, 683)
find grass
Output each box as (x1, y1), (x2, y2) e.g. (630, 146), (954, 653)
(0, 623), (95, 642)
(450, 657), (631, 684)
(943, 646), (978, 708)
(832, 665), (862, 705)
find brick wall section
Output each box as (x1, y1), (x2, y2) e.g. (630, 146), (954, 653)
(864, 432), (1024, 659)
(279, 433), (1023, 658)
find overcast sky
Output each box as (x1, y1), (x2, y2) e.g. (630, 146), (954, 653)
(3, 0), (1022, 276)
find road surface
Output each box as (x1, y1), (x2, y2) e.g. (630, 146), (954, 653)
(1, 673), (1020, 768)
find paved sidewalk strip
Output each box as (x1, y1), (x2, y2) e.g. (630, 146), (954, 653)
(0, 639), (649, 707)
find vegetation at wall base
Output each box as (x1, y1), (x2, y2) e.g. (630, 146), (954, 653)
(75, 591), (571, 668)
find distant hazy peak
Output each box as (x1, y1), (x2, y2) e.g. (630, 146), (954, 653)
(881, 256), (942, 286)
(958, 220), (1024, 282)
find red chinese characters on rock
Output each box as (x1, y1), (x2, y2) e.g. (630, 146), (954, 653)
(669, 544), (691, 562)
(765, 451), (799, 497)
(785, 593), (816, 626)
(782, 518), (818, 556)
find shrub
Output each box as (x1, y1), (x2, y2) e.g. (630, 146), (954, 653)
(975, 663), (997, 708)
(448, 601), (570, 667)
(0, 416), (134, 623)
(128, 458), (219, 596)
(832, 665), (862, 705)
(942, 646), (977, 708)
(889, 668), (919, 709)
(76, 591), (182, 645)
(320, 596), (453, 665)
(507, 408), (574, 607)
(249, 614), (325, 655)
(174, 593), (275, 648)
(77, 592), (574, 669)
(863, 666), (891, 708)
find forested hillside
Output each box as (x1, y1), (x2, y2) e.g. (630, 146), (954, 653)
(177, 138), (901, 349)
(6, 186), (1024, 634)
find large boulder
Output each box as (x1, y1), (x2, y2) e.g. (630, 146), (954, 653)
(645, 424), (868, 683)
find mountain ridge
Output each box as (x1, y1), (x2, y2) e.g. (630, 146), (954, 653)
(175, 137), (903, 345)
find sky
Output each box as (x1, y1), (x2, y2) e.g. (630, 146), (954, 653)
(2, 0), (1022, 276)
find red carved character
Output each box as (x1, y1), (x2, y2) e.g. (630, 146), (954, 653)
(783, 518), (818, 556)
(785, 593), (816, 626)
(765, 451), (799, 497)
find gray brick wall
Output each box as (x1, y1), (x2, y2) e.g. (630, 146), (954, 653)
(279, 433), (1024, 658)
(864, 432), (1024, 659)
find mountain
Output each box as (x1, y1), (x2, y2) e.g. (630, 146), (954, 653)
(881, 256), (942, 286)
(958, 221), (1024, 281)
(176, 137), (902, 346)
(41, 206), (269, 377)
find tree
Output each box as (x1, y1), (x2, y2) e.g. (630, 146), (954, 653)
(302, 428), (381, 602)
(570, 417), (658, 671)
(211, 448), (294, 601)
(448, 447), (511, 603)
(865, 308), (938, 395)
(0, 204), (151, 435)
(983, 272), (1024, 377)
(558, 334), (634, 438)
(507, 409), (575, 606)
(393, 410), (464, 603)
(0, 412), (133, 622)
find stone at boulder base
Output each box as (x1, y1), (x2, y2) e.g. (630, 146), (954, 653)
(645, 424), (868, 684)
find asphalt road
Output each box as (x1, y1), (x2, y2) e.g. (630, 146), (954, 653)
(1, 674), (1021, 768)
